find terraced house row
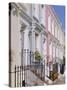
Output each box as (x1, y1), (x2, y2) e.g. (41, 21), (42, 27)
(9, 3), (65, 87)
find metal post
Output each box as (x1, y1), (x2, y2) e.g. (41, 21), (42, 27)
(44, 60), (45, 81)
(9, 2), (11, 87)
(41, 65), (42, 78)
(17, 66), (19, 87)
(15, 65), (16, 87)
(22, 66), (25, 87)
(20, 66), (21, 87)
(30, 51), (31, 66)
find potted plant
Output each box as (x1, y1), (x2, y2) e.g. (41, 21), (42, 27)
(35, 51), (42, 61)
(32, 50), (43, 68)
(50, 71), (58, 81)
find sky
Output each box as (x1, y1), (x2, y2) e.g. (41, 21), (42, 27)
(52, 5), (65, 31)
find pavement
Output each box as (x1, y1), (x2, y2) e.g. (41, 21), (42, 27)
(25, 69), (65, 86)
(53, 74), (65, 85)
(44, 73), (65, 85)
(25, 69), (44, 86)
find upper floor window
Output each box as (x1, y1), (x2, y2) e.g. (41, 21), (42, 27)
(40, 4), (45, 26)
(57, 26), (59, 40)
(53, 45), (55, 58)
(49, 42), (52, 56)
(52, 21), (54, 35)
(56, 47), (58, 58)
(48, 15), (51, 33)
(55, 25), (58, 38)
(33, 4), (39, 20)
(58, 26), (60, 41)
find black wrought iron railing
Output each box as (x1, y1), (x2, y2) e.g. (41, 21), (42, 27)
(9, 49), (45, 87)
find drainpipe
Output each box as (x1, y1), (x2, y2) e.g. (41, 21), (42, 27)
(9, 2), (11, 87)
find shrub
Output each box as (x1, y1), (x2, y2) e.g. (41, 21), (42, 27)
(35, 51), (42, 61)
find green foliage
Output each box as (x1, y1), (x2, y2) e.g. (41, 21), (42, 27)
(35, 51), (42, 61)
(50, 71), (58, 81)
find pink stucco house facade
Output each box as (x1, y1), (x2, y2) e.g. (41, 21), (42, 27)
(45, 5), (65, 80)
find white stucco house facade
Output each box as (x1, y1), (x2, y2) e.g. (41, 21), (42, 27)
(9, 3), (47, 87)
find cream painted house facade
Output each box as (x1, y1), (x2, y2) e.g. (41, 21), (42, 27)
(9, 3), (47, 87)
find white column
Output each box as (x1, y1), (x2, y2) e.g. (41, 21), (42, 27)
(24, 26), (30, 65)
(32, 30), (35, 52)
(47, 66), (50, 77)
(58, 64), (60, 74)
(40, 33), (44, 56)
(24, 27), (29, 49)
